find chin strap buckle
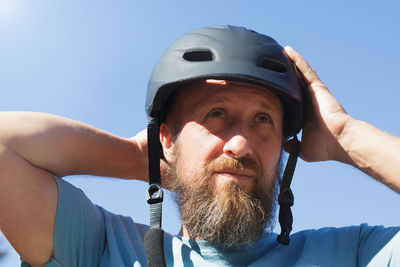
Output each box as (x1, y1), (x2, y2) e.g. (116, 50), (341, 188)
(277, 136), (299, 246)
(277, 187), (294, 245)
(146, 184), (164, 204)
(278, 187), (294, 206)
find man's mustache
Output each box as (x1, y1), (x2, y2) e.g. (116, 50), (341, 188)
(205, 156), (264, 178)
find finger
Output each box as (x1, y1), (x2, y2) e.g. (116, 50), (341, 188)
(284, 46), (325, 89)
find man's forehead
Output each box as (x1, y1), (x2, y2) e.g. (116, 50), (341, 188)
(181, 79), (281, 107)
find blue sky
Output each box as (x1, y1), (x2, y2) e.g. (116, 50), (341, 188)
(1, 1), (399, 265)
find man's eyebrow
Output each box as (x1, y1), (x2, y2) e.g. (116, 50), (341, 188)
(194, 98), (277, 114)
(193, 95), (227, 111)
(259, 102), (273, 111)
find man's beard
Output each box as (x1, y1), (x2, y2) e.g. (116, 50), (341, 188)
(167, 147), (281, 248)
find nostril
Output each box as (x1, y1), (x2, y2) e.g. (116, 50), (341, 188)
(224, 148), (235, 157)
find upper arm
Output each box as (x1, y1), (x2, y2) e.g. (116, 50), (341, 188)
(0, 144), (57, 265)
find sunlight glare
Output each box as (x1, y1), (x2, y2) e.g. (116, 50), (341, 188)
(0, 0), (19, 21)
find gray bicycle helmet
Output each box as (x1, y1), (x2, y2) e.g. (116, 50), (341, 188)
(146, 25), (304, 137)
(144, 26), (305, 267)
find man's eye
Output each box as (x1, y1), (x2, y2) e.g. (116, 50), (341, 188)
(256, 114), (272, 123)
(207, 109), (225, 119)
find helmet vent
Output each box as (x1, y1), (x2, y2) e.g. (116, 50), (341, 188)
(259, 57), (286, 73)
(183, 50), (214, 62)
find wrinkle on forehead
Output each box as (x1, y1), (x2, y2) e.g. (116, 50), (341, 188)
(189, 81), (282, 115)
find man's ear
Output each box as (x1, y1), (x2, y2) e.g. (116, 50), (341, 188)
(160, 122), (175, 162)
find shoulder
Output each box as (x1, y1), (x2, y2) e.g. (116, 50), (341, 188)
(292, 225), (400, 266)
(53, 178), (156, 266)
(291, 224), (400, 247)
(251, 225), (400, 267)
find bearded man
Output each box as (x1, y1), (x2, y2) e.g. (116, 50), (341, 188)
(163, 81), (283, 248)
(1, 26), (400, 267)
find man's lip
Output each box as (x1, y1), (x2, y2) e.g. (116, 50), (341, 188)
(214, 168), (254, 178)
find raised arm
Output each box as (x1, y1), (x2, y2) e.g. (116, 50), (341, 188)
(285, 46), (400, 193)
(0, 111), (147, 265)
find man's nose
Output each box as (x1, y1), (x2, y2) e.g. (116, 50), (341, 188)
(223, 134), (253, 158)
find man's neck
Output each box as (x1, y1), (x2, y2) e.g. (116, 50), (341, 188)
(179, 225), (189, 238)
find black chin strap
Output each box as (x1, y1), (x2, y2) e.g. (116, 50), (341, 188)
(144, 117), (166, 267)
(277, 136), (299, 245)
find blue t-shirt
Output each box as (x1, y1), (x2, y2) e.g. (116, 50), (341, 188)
(22, 178), (400, 266)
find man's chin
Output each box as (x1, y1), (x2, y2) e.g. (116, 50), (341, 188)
(213, 173), (254, 194)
